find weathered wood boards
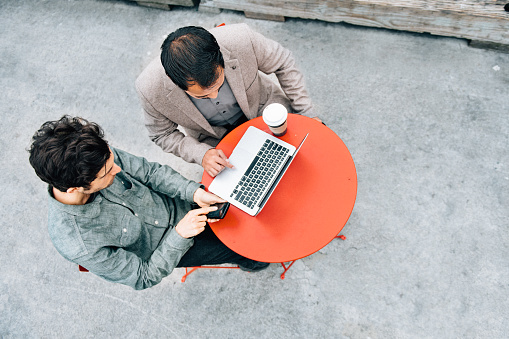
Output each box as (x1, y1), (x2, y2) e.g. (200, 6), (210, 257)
(201, 0), (509, 46)
(131, 0), (198, 11)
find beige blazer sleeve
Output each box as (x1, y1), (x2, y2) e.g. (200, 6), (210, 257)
(243, 26), (314, 116)
(135, 59), (219, 165)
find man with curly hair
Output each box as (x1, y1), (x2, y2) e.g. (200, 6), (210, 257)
(28, 116), (269, 290)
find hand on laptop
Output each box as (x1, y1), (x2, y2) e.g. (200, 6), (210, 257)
(202, 148), (234, 177)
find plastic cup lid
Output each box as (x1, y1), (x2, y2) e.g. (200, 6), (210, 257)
(263, 103), (287, 126)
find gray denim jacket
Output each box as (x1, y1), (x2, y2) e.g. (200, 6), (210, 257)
(47, 147), (202, 290)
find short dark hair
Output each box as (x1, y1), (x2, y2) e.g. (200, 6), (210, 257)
(160, 26), (224, 90)
(28, 116), (110, 192)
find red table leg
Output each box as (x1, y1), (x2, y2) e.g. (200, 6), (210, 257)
(280, 261), (297, 279)
(279, 235), (346, 279)
(181, 267), (200, 282)
(181, 266), (240, 282)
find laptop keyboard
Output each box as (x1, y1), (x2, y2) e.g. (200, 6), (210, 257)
(230, 139), (290, 209)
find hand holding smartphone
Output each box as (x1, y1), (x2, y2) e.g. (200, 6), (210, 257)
(206, 202), (230, 219)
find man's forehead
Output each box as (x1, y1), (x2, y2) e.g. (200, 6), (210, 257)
(187, 71), (224, 96)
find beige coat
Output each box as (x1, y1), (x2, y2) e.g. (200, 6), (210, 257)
(135, 23), (314, 165)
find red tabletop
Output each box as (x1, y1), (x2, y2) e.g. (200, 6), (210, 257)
(202, 114), (357, 263)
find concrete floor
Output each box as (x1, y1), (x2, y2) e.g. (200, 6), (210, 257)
(1, 0), (508, 337)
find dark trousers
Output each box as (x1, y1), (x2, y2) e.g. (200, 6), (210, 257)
(176, 225), (260, 268)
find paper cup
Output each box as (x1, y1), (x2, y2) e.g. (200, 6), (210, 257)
(263, 103), (288, 136)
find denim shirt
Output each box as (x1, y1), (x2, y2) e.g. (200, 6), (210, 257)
(47, 148), (202, 290)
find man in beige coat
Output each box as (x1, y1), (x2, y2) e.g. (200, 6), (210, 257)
(136, 23), (316, 177)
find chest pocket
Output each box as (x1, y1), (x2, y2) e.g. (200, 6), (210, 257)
(119, 214), (143, 248)
(120, 212), (170, 260)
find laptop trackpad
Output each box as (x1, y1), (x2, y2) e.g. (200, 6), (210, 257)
(209, 148), (254, 199)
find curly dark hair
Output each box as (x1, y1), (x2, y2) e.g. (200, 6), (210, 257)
(160, 26), (224, 91)
(28, 115), (110, 192)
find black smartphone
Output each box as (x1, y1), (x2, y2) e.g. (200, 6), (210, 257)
(206, 202), (230, 219)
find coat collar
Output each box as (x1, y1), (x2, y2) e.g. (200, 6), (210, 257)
(221, 44), (251, 118)
(224, 59), (251, 119)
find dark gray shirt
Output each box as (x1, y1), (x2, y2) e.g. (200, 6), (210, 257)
(188, 78), (244, 126)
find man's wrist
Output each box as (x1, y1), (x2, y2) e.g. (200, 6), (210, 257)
(169, 226), (194, 245)
(174, 224), (189, 239)
(199, 146), (215, 167)
(193, 188), (203, 204)
(185, 181), (204, 205)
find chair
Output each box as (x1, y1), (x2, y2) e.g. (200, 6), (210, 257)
(77, 264), (240, 282)
(78, 235), (347, 280)
(182, 234), (347, 280)
(180, 265), (240, 282)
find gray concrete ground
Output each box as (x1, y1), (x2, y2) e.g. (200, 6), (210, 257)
(1, 0), (508, 337)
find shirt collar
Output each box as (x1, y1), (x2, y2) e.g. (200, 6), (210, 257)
(48, 186), (102, 218)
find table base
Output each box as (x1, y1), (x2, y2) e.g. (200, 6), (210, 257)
(181, 265), (240, 282)
(280, 234), (346, 279)
(181, 235), (347, 282)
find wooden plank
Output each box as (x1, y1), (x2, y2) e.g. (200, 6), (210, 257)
(135, 1), (172, 10)
(131, 0), (197, 7)
(469, 39), (509, 52)
(198, 0), (222, 13)
(244, 11), (285, 22)
(210, 0), (509, 45)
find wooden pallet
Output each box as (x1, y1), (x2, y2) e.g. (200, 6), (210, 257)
(199, 0), (509, 48)
(131, 0), (198, 10)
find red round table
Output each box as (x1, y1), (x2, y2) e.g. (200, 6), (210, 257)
(202, 114), (357, 276)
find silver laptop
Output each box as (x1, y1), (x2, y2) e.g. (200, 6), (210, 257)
(209, 126), (308, 216)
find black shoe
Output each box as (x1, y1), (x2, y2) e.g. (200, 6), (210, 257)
(238, 261), (270, 272)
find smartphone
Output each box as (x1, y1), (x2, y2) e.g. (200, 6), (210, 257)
(206, 202), (230, 219)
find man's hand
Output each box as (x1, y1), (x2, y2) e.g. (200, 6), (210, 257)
(202, 149), (234, 177)
(175, 206), (219, 238)
(193, 188), (226, 207)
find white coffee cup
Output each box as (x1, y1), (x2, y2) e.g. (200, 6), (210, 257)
(263, 103), (288, 136)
